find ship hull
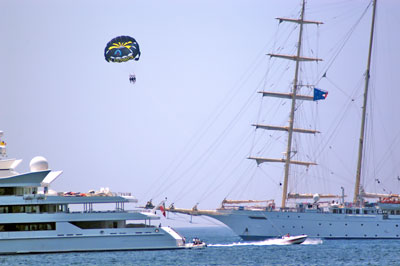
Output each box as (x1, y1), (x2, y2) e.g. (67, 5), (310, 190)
(207, 209), (400, 240)
(0, 226), (184, 254)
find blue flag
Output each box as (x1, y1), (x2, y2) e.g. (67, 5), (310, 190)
(313, 88), (328, 101)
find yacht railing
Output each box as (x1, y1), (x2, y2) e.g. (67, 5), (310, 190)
(60, 192), (133, 197)
(70, 210), (146, 214)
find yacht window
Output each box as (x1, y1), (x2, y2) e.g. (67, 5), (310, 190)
(40, 205), (57, 213)
(12, 206), (23, 213)
(15, 187), (24, 196)
(30, 224), (38, 231)
(0, 187), (14, 196)
(71, 221), (120, 229)
(0, 222), (55, 231)
(0, 205), (41, 213)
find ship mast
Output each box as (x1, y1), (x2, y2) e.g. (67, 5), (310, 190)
(248, 0), (322, 208)
(281, 0), (306, 208)
(353, 0), (377, 205)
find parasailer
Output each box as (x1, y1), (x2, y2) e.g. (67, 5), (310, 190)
(129, 74), (136, 84)
(104, 35), (140, 83)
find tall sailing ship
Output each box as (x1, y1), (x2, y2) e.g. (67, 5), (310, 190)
(168, 0), (400, 239)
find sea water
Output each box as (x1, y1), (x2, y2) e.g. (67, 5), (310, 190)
(1, 226), (399, 266)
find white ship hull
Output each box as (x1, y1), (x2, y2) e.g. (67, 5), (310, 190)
(208, 209), (400, 240)
(0, 225), (184, 254)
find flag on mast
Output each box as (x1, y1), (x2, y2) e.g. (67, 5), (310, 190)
(313, 88), (328, 101)
(159, 203), (166, 217)
(152, 199), (167, 217)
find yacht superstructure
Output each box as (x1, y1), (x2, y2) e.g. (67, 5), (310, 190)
(0, 131), (185, 254)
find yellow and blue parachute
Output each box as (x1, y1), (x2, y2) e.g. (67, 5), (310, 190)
(104, 36), (140, 63)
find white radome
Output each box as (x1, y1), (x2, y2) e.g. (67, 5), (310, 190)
(30, 156), (49, 172)
(313, 193), (320, 203)
(47, 189), (58, 196)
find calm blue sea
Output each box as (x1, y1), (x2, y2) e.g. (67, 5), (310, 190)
(1, 226), (400, 266)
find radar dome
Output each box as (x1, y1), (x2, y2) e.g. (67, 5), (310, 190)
(47, 189), (58, 196)
(30, 156), (49, 172)
(313, 193), (320, 203)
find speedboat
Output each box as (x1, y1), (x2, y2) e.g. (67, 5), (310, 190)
(281, 234), (308, 245)
(185, 238), (207, 249)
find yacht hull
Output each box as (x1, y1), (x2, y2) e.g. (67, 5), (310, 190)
(207, 209), (400, 240)
(0, 227), (185, 254)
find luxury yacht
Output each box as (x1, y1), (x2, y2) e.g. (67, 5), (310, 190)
(0, 130), (185, 254)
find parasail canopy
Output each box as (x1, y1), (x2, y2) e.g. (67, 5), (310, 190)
(104, 35), (140, 63)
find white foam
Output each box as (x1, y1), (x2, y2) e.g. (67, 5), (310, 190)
(209, 238), (323, 247)
(302, 238), (323, 245)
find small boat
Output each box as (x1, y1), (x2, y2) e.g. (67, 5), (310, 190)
(281, 234), (308, 245)
(185, 238), (207, 249)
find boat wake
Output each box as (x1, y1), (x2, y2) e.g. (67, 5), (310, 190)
(209, 238), (322, 247)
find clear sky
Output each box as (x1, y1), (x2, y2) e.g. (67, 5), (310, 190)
(1, 0), (399, 227)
